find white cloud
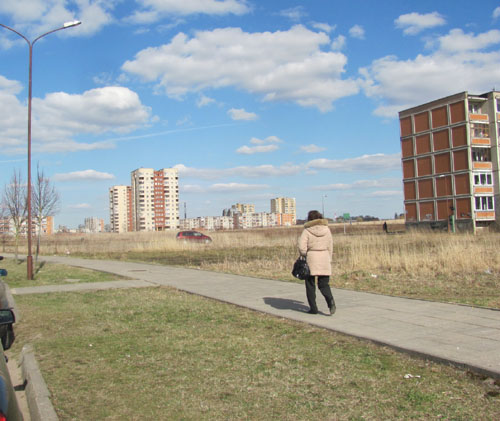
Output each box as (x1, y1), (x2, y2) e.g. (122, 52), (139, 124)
(312, 22), (335, 33)
(236, 144), (279, 154)
(279, 6), (306, 21)
(349, 25), (365, 39)
(182, 183), (268, 193)
(92, 72), (114, 86)
(68, 203), (91, 209)
(250, 135), (282, 144)
(237, 135), (282, 154)
(494, 7), (500, 19)
(314, 178), (401, 190)
(127, 0), (250, 23)
(197, 94), (215, 107)
(0, 82), (152, 154)
(122, 25), (359, 111)
(367, 190), (402, 197)
(300, 144), (326, 153)
(228, 108), (258, 121)
(0, 0), (113, 38)
(438, 29), (500, 52)
(331, 35), (346, 51)
(360, 28), (500, 117)
(307, 153), (401, 172)
(53, 169), (115, 181)
(174, 163), (302, 179)
(209, 183), (269, 192)
(395, 12), (446, 35)
(176, 115), (192, 126)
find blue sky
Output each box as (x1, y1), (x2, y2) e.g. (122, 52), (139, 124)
(1, 1), (500, 228)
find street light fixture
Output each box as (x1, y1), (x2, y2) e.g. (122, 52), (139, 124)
(0, 20), (81, 279)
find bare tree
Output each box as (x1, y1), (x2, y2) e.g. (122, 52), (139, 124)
(32, 164), (60, 264)
(2, 170), (27, 262)
(0, 202), (8, 252)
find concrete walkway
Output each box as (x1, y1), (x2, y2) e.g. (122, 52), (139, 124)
(12, 255), (500, 380)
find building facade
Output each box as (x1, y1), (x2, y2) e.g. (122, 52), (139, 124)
(83, 217), (105, 233)
(180, 212), (294, 230)
(399, 91), (499, 230)
(0, 216), (54, 236)
(270, 197), (296, 224)
(231, 203), (255, 214)
(130, 168), (179, 231)
(109, 185), (132, 233)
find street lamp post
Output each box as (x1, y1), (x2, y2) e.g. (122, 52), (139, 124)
(322, 194), (327, 217)
(0, 20), (81, 279)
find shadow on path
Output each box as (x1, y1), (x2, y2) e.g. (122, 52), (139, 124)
(263, 297), (309, 313)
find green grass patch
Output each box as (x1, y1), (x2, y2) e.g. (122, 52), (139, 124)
(13, 286), (499, 420)
(1, 257), (128, 288)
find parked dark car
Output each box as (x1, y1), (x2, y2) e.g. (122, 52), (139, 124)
(176, 231), (212, 244)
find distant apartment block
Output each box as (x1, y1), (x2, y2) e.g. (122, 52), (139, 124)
(399, 91), (500, 230)
(0, 216), (54, 236)
(270, 197), (296, 224)
(131, 168), (179, 231)
(39, 215), (54, 235)
(236, 212), (294, 229)
(109, 185), (132, 233)
(180, 212), (294, 231)
(180, 216), (235, 231)
(84, 217), (105, 233)
(231, 203), (255, 214)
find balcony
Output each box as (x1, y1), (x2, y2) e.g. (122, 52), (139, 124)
(469, 113), (488, 122)
(471, 137), (491, 146)
(475, 211), (495, 220)
(471, 148), (492, 170)
(474, 186), (494, 194)
(472, 161), (493, 170)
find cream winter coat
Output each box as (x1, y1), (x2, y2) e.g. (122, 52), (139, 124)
(297, 219), (333, 276)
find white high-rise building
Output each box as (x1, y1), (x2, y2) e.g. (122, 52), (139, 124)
(131, 168), (179, 231)
(109, 185), (132, 233)
(84, 217), (104, 233)
(270, 197), (296, 224)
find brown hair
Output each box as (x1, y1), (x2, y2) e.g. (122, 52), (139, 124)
(307, 210), (323, 221)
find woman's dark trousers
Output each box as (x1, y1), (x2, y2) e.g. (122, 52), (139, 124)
(305, 275), (335, 313)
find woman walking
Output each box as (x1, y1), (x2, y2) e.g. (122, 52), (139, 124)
(298, 210), (336, 315)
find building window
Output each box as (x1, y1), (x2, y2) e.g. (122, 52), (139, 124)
(469, 102), (482, 114)
(497, 99), (500, 113)
(473, 173), (493, 186)
(475, 196), (494, 211)
(471, 148), (491, 162)
(470, 123), (489, 138)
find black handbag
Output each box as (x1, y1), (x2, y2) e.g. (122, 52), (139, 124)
(292, 256), (310, 280)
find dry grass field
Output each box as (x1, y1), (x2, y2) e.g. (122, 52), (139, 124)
(4, 221), (500, 308)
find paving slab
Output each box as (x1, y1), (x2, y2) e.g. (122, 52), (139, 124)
(10, 254), (500, 379)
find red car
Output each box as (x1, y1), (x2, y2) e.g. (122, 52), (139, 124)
(176, 231), (212, 244)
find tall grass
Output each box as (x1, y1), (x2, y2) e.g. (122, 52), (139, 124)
(6, 226), (500, 307)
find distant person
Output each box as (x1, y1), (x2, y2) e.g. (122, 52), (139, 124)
(298, 210), (336, 315)
(383, 221), (388, 233)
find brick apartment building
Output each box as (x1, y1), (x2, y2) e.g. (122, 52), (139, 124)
(110, 167), (179, 233)
(399, 91), (499, 230)
(270, 197), (296, 224)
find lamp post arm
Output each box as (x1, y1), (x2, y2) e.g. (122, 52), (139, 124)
(33, 22), (81, 45)
(0, 23), (30, 45)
